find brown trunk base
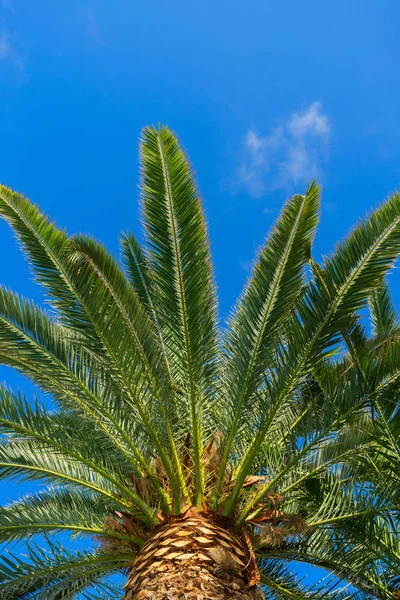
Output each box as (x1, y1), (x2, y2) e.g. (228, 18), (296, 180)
(124, 508), (262, 600)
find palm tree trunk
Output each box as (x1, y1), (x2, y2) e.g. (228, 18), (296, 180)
(124, 508), (261, 599)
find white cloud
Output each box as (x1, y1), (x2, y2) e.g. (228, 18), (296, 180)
(2, 0), (16, 11)
(288, 102), (330, 138)
(79, 8), (105, 46)
(0, 30), (24, 71)
(238, 102), (331, 197)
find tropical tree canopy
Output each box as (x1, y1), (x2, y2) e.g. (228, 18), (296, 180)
(0, 125), (398, 598)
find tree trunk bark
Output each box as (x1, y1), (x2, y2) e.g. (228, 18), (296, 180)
(124, 508), (262, 600)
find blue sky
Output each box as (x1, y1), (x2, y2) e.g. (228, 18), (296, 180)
(1, 1), (400, 310)
(0, 0), (399, 592)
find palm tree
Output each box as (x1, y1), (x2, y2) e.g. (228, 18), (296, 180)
(0, 126), (398, 599)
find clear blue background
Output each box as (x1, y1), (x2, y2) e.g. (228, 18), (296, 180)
(0, 0), (399, 592)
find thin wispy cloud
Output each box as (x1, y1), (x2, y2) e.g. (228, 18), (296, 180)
(238, 102), (331, 197)
(1, 0), (16, 11)
(0, 30), (24, 71)
(79, 8), (105, 46)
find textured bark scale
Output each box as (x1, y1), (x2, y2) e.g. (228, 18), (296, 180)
(124, 508), (261, 599)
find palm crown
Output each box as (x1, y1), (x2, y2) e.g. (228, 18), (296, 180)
(0, 126), (399, 599)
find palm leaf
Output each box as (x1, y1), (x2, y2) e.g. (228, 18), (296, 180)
(211, 183), (320, 506)
(120, 231), (153, 312)
(66, 234), (185, 510)
(0, 487), (142, 547)
(229, 192), (400, 518)
(0, 540), (130, 600)
(369, 280), (399, 340)
(0, 289), (157, 482)
(140, 125), (219, 507)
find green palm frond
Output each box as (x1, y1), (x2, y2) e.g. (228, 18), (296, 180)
(0, 126), (399, 598)
(66, 234), (187, 510)
(120, 231), (174, 386)
(229, 191), (400, 518)
(0, 186), (98, 343)
(260, 559), (369, 599)
(0, 189), (177, 501)
(211, 182), (319, 507)
(369, 280), (399, 341)
(0, 386), (140, 477)
(0, 540), (130, 599)
(140, 126), (219, 507)
(0, 291), (165, 503)
(0, 486), (141, 547)
(0, 437), (128, 502)
(120, 232), (153, 313)
(262, 539), (390, 599)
